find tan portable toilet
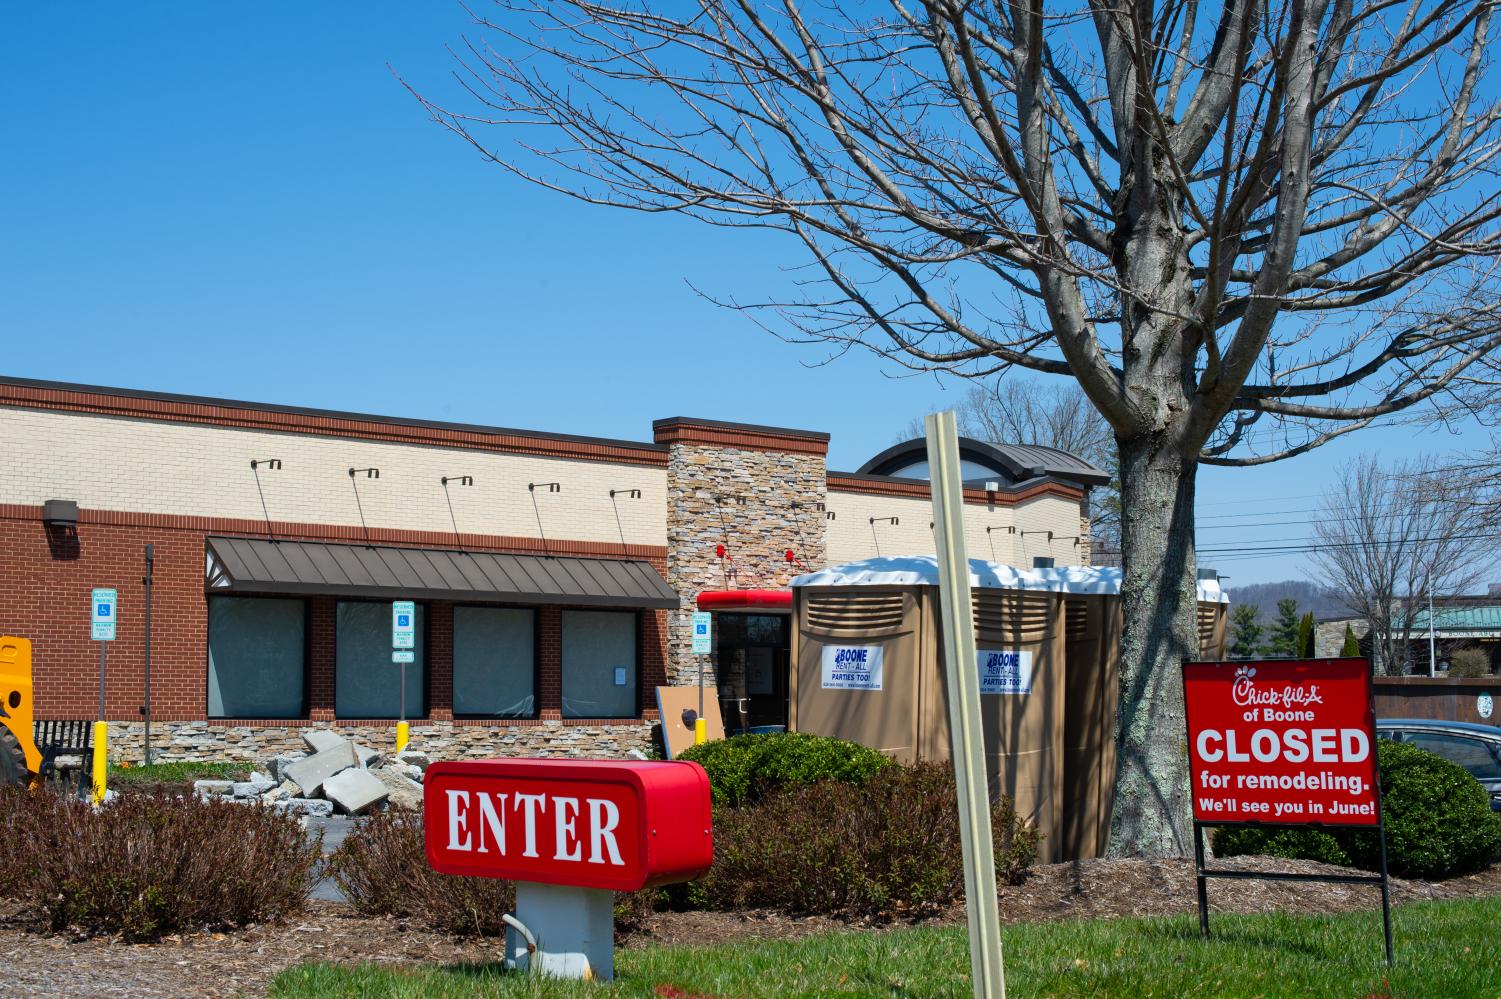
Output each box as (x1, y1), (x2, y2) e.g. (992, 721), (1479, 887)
(791, 586), (931, 762)
(1060, 593), (1121, 860)
(1198, 599), (1228, 658)
(927, 586), (1067, 862)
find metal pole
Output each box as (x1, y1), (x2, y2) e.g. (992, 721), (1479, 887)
(1428, 590), (1436, 677)
(143, 544), (154, 766)
(98, 643), (106, 719)
(925, 410), (1007, 999)
(1194, 822), (1211, 938)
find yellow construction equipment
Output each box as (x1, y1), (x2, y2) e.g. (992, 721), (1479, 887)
(0, 636), (43, 788)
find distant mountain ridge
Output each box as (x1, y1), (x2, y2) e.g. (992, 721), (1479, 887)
(1224, 579), (1350, 620)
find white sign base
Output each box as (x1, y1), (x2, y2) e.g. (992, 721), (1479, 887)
(506, 881), (615, 980)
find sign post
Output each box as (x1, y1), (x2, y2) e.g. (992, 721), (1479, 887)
(90, 588), (117, 804)
(925, 410), (1007, 999)
(1184, 657), (1392, 964)
(391, 601), (415, 754)
(425, 758), (713, 980)
(690, 611), (713, 745)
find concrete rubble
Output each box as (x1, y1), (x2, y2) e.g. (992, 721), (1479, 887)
(322, 768), (390, 815)
(199, 730), (428, 816)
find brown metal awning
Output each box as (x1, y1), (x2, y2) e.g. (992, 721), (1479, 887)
(204, 537), (679, 609)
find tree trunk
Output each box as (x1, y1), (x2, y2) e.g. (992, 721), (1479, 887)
(1107, 432), (1200, 857)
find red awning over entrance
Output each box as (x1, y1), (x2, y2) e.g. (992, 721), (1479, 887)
(696, 589), (793, 612)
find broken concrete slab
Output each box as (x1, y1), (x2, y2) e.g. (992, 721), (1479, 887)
(193, 780), (235, 797)
(284, 742), (358, 797)
(371, 766), (423, 811)
(395, 750), (431, 772)
(274, 798), (334, 818)
(232, 772), (276, 797)
(262, 780), (296, 803)
(302, 729), (348, 754)
(353, 743), (383, 769)
(323, 768), (390, 815)
(268, 753), (303, 783)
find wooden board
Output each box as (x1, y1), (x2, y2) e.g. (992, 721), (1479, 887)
(655, 685), (725, 759)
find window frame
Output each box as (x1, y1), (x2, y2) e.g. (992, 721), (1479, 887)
(334, 598), (431, 721)
(560, 608), (642, 720)
(204, 595), (311, 720)
(451, 602), (541, 721)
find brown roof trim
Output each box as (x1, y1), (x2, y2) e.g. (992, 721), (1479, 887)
(652, 416), (830, 455)
(0, 503), (667, 561)
(826, 472), (1084, 505)
(0, 375), (668, 467)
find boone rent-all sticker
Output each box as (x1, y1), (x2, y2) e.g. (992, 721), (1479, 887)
(820, 645), (884, 690)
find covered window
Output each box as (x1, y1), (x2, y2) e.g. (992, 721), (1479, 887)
(336, 601), (426, 718)
(453, 606), (536, 718)
(208, 597), (306, 718)
(561, 610), (637, 718)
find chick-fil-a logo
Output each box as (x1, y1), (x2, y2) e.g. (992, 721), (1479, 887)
(1230, 665), (1324, 709)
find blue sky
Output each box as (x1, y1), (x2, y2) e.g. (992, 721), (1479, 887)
(1, 4), (1487, 589)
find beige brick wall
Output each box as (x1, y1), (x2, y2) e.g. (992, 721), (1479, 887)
(0, 408), (665, 546)
(823, 489), (1087, 566)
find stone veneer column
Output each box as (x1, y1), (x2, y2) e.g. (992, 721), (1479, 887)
(653, 418), (829, 687)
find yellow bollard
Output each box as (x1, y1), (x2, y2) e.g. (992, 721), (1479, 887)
(694, 717), (707, 745)
(396, 720), (410, 755)
(91, 720), (108, 804)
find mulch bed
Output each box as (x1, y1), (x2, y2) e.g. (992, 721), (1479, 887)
(2, 859), (1498, 998)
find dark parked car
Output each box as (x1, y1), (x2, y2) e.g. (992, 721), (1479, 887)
(1377, 719), (1501, 811)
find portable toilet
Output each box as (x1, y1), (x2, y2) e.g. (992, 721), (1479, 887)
(790, 557), (1067, 860)
(791, 558), (1231, 863)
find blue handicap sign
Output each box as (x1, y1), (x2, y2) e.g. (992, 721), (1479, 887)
(97, 604), (111, 617)
(398, 614), (411, 627)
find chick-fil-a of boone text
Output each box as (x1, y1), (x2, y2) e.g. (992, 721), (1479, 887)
(1183, 658), (1380, 826)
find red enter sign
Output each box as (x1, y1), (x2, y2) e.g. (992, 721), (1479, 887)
(1184, 658), (1380, 827)
(424, 759), (713, 892)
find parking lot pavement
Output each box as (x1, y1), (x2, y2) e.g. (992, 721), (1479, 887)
(306, 814), (356, 902)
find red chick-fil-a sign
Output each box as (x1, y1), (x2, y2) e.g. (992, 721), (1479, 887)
(1183, 658), (1380, 826)
(423, 758), (713, 892)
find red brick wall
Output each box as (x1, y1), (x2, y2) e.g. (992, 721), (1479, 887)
(1, 509), (670, 723)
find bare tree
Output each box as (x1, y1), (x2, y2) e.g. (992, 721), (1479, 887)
(906, 380), (1121, 548)
(413, 1), (1501, 856)
(1314, 456), (1495, 676)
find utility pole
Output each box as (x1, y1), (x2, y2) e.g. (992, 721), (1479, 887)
(1428, 589), (1437, 678)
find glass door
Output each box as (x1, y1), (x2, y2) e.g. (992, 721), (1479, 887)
(715, 612), (790, 733)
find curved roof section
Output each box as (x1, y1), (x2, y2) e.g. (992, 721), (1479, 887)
(855, 436), (1109, 489)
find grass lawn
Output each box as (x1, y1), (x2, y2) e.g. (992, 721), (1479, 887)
(107, 760), (250, 786)
(269, 897), (1500, 998)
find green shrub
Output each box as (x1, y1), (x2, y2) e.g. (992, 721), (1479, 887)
(676, 732), (892, 808)
(697, 762), (1038, 919)
(0, 788), (319, 940)
(1447, 648), (1491, 678)
(328, 811), (515, 936)
(1215, 740), (1501, 880)
(327, 810), (666, 937)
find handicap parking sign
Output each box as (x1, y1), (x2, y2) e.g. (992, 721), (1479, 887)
(691, 611), (713, 654)
(91, 588), (117, 641)
(392, 600), (416, 649)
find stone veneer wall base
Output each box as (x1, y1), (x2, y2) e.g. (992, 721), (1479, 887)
(105, 721), (653, 765)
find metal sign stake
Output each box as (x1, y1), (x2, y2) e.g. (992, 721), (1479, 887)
(691, 612), (713, 744)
